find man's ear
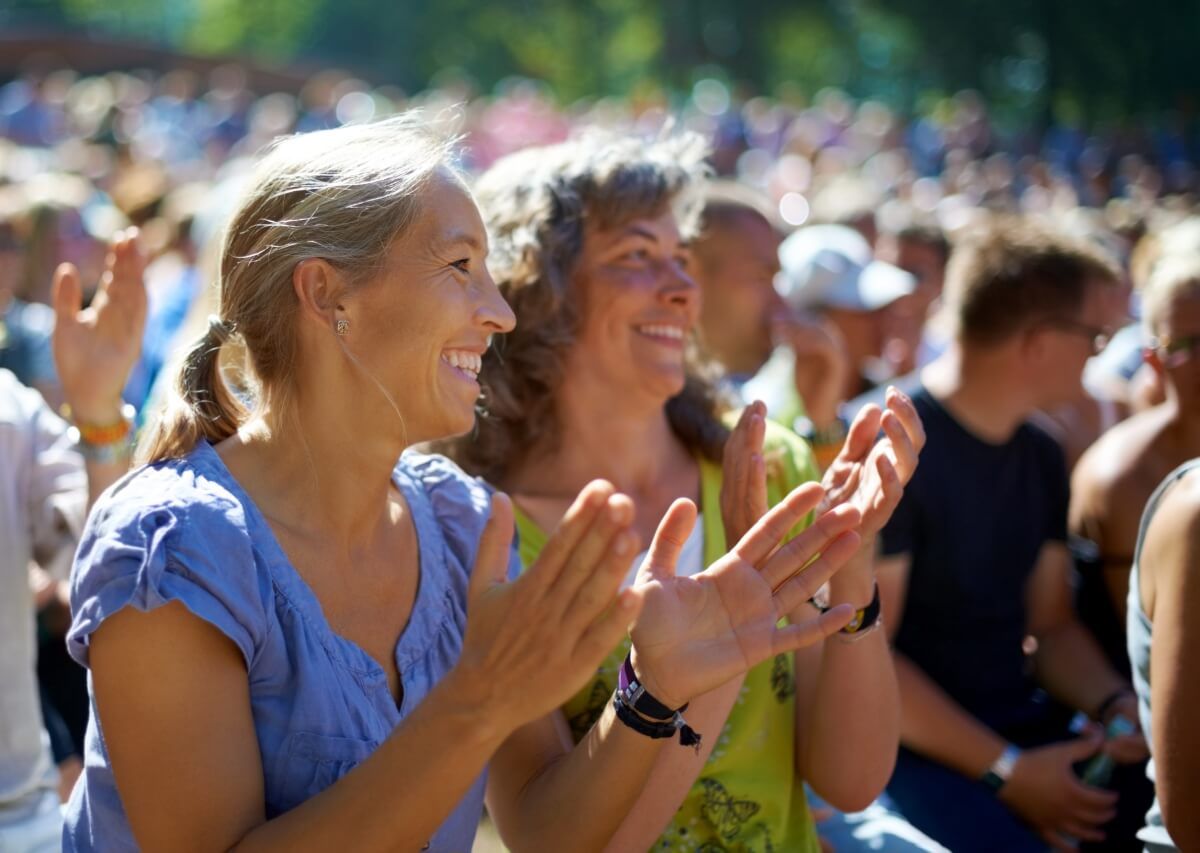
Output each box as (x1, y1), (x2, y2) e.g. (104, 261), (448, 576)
(293, 258), (347, 334)
(1018, 325), (1049, 365)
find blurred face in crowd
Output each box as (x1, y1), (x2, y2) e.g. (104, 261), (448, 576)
(693, 212), (784, 375)
(823, 305), (890, 381)
(1148, 291), (1200, 411)
(876, 235), (947, 317)
(1024, 280), (1113, 406)
(565, 209), (699, 407)
(328, 174), (515, 443)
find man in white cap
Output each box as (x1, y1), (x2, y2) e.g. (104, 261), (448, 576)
(742, 222), (916, 467)
(775, 223), (918, 400)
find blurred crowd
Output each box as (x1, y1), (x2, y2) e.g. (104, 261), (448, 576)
(4, 61), (1200, 852)
(2, 64), (1195, 420)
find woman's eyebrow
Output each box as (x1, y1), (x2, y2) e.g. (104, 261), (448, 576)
(437, 229), (485, 252)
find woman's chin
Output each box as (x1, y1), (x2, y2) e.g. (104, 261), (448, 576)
(432, 408), (479, 443)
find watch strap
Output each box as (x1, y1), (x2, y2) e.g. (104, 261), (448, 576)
(980, 744), (1021, 793)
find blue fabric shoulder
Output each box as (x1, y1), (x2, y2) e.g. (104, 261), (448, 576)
(67, 453), (271, 670)
(398, 451), (521, 583)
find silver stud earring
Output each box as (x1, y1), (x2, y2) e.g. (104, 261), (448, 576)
(335, 319), (349, 336)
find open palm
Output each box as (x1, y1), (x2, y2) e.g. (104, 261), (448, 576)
(628, 483), (861, 710)
(51, 230), (147, 422)
(820, 388), (925, 537)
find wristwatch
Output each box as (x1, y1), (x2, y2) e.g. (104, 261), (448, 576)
(793, 415), (848, 447)
(980, 744), (1021, 793)
(812, 582), (881, 635)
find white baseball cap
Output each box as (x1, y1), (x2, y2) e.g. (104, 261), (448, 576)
(776, 223), (917, 312)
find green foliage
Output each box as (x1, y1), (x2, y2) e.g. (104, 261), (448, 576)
(182, 0), (321, 60)
(11, 0), (1200, 125)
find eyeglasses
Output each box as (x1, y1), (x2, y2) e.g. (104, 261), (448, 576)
(1150, 333), (1200, 368)
(1042, 318), (1113, 356)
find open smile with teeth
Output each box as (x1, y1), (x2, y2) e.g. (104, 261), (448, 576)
(636, 324), (686, 343)
(441, 349), (483, 381)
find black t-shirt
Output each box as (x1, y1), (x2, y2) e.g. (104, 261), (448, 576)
(881, 386), (1069, 731)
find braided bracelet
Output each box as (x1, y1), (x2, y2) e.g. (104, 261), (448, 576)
(614, 654), (702, 751)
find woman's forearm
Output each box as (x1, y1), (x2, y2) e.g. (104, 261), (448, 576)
(796, 626), (898, 811)
(495, 700), (669, 851)
(794, 547), (900, 811)
(602, 674), (747, 852)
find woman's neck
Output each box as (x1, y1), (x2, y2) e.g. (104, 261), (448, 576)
(502, 377), (703, 546)
(217, 395), (406, 549)
(509, 401), (689, 499)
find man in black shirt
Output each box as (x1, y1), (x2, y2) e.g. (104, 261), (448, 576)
(879, 221), (1150, 851)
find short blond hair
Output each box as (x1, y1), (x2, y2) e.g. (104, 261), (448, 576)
(1142, 254), (1200, 338)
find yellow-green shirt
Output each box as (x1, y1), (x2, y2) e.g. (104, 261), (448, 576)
(512, 421), (821, 853)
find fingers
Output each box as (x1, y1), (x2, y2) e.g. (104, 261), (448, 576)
(879, 407), (919, 484)
(637, 498), (698, 584)
(51, 262), (83, 328)
(542, 492), (635, 614)
(734, 481), (826, 566)
(771, 530), (862, 614)
(759, 501), (861, 591)
(1067, 776), (1119, 810)
(1064, 732), (1105, 763)
(468, 493), (516, 606)
(1041, 830), (1077, 853)
(1105, 733), (1149, 764)
(525, 481), (616, 590)
(573, 587), (643, 666)
(562, 524), (641, 630)
(721, 403), (768, 542)
(840, 403), (882, 462)
(1061, 822), (1105, 843)
(859, 451), (902, 522)
(885, 386), (926, 456)
(106, 228), (148, 321)
(771, 604), (855, 655)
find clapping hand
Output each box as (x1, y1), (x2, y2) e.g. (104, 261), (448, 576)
(628, 484), (862, 710)
(720, 401), (769, 547)
(51, 229), (147, 423)
(459, 483), (644, 730)
(820, 387), (925, 537)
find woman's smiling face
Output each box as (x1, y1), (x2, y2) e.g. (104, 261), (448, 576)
(564, 208), (700, 406)
(340, 173), (516, 443)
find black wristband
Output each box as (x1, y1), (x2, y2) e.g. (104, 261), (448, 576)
(619, 655), (686, 720)
(612, 694), (680, 738)
(615, 655), (702, 751)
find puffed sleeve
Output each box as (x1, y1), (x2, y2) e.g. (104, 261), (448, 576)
(405, 452), (522, 584)
(67, 468), (268, 670)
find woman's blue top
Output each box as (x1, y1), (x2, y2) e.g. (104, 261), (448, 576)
(64, 441), (513, 852)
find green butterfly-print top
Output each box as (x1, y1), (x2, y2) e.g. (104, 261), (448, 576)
(512, 419), (822, 853)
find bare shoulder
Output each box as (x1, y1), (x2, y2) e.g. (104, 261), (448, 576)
(1073, 409), (1173, 519)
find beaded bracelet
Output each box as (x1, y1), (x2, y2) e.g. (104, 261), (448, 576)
(65, 403), (136, 464)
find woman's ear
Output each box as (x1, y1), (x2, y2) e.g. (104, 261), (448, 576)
(293, 259), (347, 334)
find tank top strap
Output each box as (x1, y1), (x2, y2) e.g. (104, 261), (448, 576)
(1132, 459), (1200, 568)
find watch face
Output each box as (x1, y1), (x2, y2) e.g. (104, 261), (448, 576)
(845, 612), (864, 632)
